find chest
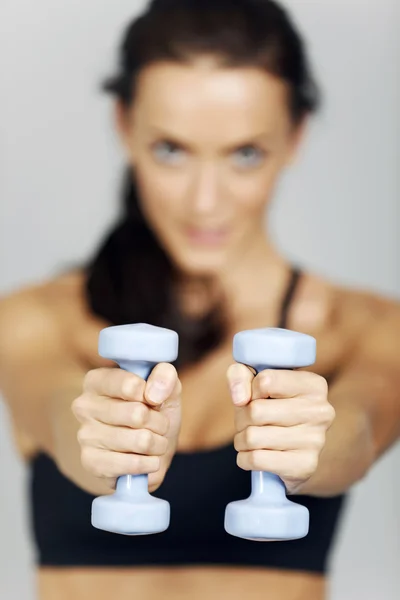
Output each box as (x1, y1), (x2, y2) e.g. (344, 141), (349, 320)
(176, 327), (343, 453)
(178, 341), (237, 452)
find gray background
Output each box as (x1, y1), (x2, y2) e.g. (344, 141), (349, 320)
(0, 1), (399, 599)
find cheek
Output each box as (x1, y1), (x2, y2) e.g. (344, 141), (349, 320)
(135, 162), (185, 226)
(229, 164), (280, 215)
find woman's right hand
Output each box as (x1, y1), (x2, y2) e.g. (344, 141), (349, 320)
(72, 363), (182, 493)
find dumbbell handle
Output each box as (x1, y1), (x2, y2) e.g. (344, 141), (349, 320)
(114, 360), (155, 497)
(249, 364), (289, 502)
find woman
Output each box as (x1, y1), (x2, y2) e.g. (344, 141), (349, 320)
(1, 1), (399, 599)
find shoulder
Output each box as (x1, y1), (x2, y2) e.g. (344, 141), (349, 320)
(0, 271), (108, 369)
(0, 279), (62, 366)
(290, 270), (391, 330)
(287, 270), (397, 375)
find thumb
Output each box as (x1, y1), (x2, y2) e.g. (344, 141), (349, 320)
(227, 362), (254, 407)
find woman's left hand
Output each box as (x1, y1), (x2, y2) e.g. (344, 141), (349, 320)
(227, 365), (336, 494)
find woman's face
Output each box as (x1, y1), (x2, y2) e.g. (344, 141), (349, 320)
(117, 59), (305, 275)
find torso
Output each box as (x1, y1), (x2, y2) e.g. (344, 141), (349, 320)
(10, 269), (386, 600)
(38, 566), (326, 600)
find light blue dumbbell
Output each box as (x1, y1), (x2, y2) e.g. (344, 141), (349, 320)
(224, 327), (316, 541)
(91, 323), (179, 535)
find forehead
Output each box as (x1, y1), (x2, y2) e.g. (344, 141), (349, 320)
(133, 60), (292, 139)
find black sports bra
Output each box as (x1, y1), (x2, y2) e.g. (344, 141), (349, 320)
(29, 268), (346, 572)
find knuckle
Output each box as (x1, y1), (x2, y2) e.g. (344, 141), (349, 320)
(249, 400), (264, 424)
(83, 369), (98, 392)
(312, 401), (334, 424)
(77, 424), (100, 448)
(121, 373), (140, 400)
(258, 369), (273, 395)
(309, 374), (328, 399)
(80, 447), (98, 475)
(316, 375), (329, 396)
(245, 426), (258, 449)
(71, 395), (87, 420)
(148, 455), (161, 473)
(136, 429), (153, 453)
(131, 403), (147, 427)
(76, 426), (89, 446)
(322, 402), (335, 424)
(102, 455), (121, 479)
(310, 430), (326, 450)
(233, 433), (242, 452)
(92, 461), (107, 479)
(98, 454), (118, 479)
(130, 454), (158, 474)
(104, 398), (116, 424)
(160, 436), (169, 455)
(276, 455), (296, 480)
(148, 468), (164, 491)
(326, 403), (336, 425)
(127, 453), (140, 473)
(249, 449), (265, 470)
(302, 452), (319, 479)
(236, 452), (250, 471)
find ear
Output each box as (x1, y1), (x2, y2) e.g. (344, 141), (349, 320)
(114, 100), (136, 162)
(284, 116), (309, 166)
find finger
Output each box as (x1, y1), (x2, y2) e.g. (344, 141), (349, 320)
(74, 395), (169, 435)
(236, 449), (318, 481)
(78, 422), (168, 456)
(145, 363), (180, 406)
(235, 398), (310, 430)
(234, 425), (325, 452)
(83, 368), (146, 402)
(252, 369), (327, 400)
(81, 447), (161, 480)
(226, 363), (254, 406)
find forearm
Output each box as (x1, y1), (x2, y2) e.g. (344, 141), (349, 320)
(298, 403), (374, 497)
(298, 359), (400, 497)
(1, 362), (110, 497)
(50, 383), (112, 497)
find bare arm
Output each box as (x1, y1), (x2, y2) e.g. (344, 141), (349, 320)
(300, 306), (400, 497)
(0, 288), (181, 497)
(228, 281), (400, 499)
(0, 291), (112, 495)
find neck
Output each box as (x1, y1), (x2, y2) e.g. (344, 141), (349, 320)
(218, 228), (290, 331)
(177, 227), (291, 331)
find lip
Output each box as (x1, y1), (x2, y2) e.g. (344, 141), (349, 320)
(184, 225), (230, 246)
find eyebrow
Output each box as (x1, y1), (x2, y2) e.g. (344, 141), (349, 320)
(147, 126), (274, 152)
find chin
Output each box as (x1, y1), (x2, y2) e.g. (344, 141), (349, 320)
(172, 247), (228, 277)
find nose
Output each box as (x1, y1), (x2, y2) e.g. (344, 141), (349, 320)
(188, 163), (220, 216)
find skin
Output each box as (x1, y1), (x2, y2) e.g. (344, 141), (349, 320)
(1, 59), (400, 600)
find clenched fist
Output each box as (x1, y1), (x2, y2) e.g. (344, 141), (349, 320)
(72, 363), (182, 492)
(227, 365), (335, 494)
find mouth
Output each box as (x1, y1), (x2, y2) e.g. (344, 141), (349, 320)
(184, 225), (230, 247)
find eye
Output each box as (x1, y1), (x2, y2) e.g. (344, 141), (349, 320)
(232, 145), (266, 169)
(151, 140), (187, 165)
